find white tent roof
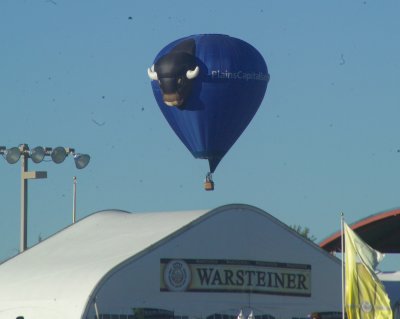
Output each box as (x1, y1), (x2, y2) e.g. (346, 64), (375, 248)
(0, 204), (341, 319)
(378, 271), (400, 282)
(0, 208), (208, 319)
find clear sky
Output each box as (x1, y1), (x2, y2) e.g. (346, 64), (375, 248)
(1, 0), (400, 269)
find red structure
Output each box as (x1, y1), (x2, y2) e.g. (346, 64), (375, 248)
(320, 208), (400, 253)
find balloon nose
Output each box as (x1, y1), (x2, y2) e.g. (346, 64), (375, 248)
(163, 93), (184, 107)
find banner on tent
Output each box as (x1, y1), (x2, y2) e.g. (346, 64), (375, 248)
(160, 258), (311, 296)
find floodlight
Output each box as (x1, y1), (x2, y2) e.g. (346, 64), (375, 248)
(5, 147), (21, 164)
(74, 153), (90, 169)
(51, 147), (67, 164)
(0, 142), (90, 253)
(30, 146), (45, 163)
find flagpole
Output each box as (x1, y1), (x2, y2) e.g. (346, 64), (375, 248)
(341, 212), (345, 319)
(342, 217), (392, 319)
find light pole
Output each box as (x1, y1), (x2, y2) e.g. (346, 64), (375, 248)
(73, 176), (77, 224)
(0, 144), (90, 252)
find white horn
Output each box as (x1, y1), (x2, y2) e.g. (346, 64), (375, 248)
(147, 65), (158, 81)
(186, 66), (200, 79)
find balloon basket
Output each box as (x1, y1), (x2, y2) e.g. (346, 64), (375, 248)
(204, 173), (214, 191)
(204, 180), (214, 191)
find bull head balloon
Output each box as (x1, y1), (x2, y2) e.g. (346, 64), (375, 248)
(148, 34), (270, 190)
(147, 39), (199, 108)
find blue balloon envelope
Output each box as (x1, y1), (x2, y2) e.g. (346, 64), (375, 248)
(148, 34), (269, 184)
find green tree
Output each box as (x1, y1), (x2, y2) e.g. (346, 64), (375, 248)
(290, 225), (317, 242)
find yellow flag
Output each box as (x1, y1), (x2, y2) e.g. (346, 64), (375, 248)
(344, 223), (392, 319)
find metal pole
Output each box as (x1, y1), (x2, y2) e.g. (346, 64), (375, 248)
(20, 154), (28, 252)
(341, 212), (345, 319)
(72, 176), (77, 223)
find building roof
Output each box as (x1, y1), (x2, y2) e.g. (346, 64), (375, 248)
(0, 208), (208, 319)
(319, 208), (400, 253)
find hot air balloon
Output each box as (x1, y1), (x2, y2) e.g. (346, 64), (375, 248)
(147, 34), (270, 190)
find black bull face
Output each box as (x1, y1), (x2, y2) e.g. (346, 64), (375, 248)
(148, 39), (199, 108)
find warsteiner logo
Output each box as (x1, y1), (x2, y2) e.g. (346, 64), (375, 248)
(163, 259), (191, 292)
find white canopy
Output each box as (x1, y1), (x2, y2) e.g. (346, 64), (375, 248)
(0, 209), (208, 318)
(0, 204), (342, 319)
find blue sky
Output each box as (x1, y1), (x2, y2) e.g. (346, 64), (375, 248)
(1, 0), (400, 269)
